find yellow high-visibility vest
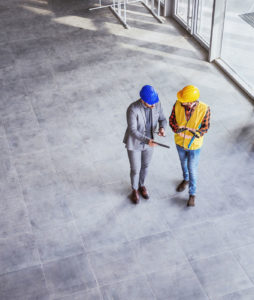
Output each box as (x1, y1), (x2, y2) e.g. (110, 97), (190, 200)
(174, 100), (208, 150)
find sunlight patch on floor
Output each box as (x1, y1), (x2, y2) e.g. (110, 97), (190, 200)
(125, 8), (155, 18)
(22, 4), (53, 15)
(53, 16), (97, 31)
(26, 0), (47, 5)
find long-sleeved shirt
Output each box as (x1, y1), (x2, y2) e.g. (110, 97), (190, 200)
(169, 101), (210, 136)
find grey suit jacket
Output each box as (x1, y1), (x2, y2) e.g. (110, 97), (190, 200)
(123, 99), (167, 150)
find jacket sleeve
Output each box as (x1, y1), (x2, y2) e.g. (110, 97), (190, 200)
(127, 106), (150, 144)
(158, 102), (167, 129)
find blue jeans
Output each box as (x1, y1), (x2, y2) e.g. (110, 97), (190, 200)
(176, 145), (201, 195)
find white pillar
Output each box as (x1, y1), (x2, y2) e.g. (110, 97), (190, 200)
(163, 0), (174, 17)
(209, 0), (227, 62)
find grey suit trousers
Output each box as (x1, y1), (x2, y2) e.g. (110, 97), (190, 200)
(127, 148), (154, 190)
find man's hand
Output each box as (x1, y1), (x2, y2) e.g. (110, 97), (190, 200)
(188, 129), (201, 138)
(158, 128), (166, 137)
(194, 131), (201, 138)
(148, 140), (157, 147)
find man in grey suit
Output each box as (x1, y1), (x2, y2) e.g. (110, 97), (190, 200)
(123, 85), (167, 204)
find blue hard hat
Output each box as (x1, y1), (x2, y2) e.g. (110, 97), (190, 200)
(140, 85), (159, 105)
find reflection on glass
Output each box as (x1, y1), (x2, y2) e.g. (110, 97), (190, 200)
(176, 0), (189, 25)
(221, 0), (254, 90)
(196, 0), (214, 45)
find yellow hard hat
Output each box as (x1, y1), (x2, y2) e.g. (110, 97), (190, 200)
(177, 85), (200, 103)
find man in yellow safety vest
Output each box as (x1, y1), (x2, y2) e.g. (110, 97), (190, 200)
(169, 85), (211, 206)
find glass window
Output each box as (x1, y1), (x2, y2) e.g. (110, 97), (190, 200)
(221, 0), (254, 90)
(174, 0), (213, 45)
(196, 0), (214, 45)
(175, 0), (193, 29)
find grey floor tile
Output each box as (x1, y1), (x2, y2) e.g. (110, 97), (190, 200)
(0, 172), (22, 200)
(94, 158), (129, 185)
(191, 252), (253, 298)
(25, 186), (73, 229)
(11, 38), (50, 61)
(46, 126), (84, 148)
(7, 128), (49, 156)
(0, 45), (14, 68)
(88, 243), (143, 286)
(54, 288), (103, 300)
(23, 177), (66, 204)
(43, 253), (97, 298)
(173, 221), (229, 261)
(67, 186), (114, 216)
(147, 153), (181, 199)
(76, 206), (128, 252)
(50, 145), (88, 174)
(0, 196), (31, 238)
(0, 125), (6, 137)
(152, 193), (210, 230)
(232, 244), (254, 282)
(0, 94), (32, 118)
(214, 211), (254, 249)
(101, 276), (155, 300)
(118, 203), (169, 241)
(85, 133), (125, 164)
(0, 80), (28, 108)
(21, 171), (75, 201)
(34, 222), (84, 263)
(30, 89), (70, 108)
(0, 265), (49, 300)
(14, 151), (56, 180)
(19, 60), (53, 81)
(33, 101), (70, 125)
(0, 233), (40, 275)
(65, 164), (104, 190)
(216, 287), (254, 300)
(132, 231), (188, 274)
(147, 264), (208, 300)
(0, 135), (11, 158)
(0, 157), (16, 180)
(205, 157), (254, 213)
(199, 186), (238, 219)
(3, 110), (39, 135)
(23, 72), (57, 95)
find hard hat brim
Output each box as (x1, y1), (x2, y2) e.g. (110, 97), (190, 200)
(141, 93), (159, 105)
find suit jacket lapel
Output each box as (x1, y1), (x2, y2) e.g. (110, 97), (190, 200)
(139, 101), (146, 126)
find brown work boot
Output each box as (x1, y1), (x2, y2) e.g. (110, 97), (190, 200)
(187, 195), (195, 207)
(176, 180), (189, 192)
(131, 189), (139, 204)
(139, 186), (149, 199)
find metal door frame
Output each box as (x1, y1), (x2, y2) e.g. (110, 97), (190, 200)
(173, 0), (210, 50)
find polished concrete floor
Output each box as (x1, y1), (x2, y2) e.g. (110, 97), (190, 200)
(0, 0), (254, 299)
